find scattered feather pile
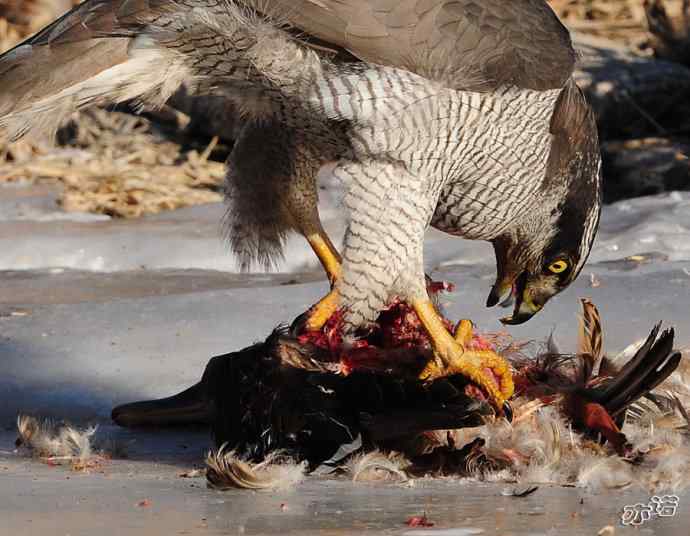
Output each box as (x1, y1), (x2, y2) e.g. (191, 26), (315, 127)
(344, 451), (410, 483)
(457, 404), (690, 492)
(332, 402), (690, 493)
(205, 445), (306, 491)
(15, 414), (101, 470)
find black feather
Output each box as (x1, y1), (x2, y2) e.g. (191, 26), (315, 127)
(588, 326), (679, 416)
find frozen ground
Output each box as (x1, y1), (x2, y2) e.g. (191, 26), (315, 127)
(1, 182), (690, 535)
(1, 440), (688, 536)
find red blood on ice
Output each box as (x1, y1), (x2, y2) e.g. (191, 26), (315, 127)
(405, 514), (435, 527)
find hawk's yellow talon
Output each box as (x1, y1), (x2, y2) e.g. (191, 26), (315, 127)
(296, 229), (342, 332)
(412, 298), (514, 411)
(454, 319), (474, 345)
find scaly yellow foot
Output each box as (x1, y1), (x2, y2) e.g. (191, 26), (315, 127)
(412, 298), (514, 413)
(303, 289), (339, 331)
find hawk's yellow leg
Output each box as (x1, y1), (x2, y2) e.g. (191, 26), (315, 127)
(411, 298), (514, 411)
(306, 232), (342, 286)
(301, 231), (341, 331)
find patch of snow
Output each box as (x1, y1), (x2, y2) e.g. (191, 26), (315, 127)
(0, 183), (110, 223)
(2, 186), (690, 273)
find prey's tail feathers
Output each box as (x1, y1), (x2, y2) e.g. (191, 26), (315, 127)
(577, 298), (603, 375)
(0, 0), (322, 141)
(594, 325), (682, 417)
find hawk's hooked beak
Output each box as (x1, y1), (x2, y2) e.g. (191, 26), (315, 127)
(487, 237), (545, 325)
(487, 236), (520, 309)
(487, 271), (542, 325)
(500, 271), (544, 325)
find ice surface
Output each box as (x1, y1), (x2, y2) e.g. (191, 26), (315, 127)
(595, 192), (690, 263)
(0, 181), (110, 223)
(1, 439), (687, 536)
(0, 182), (347, 272)
(3, 184), (690, 273)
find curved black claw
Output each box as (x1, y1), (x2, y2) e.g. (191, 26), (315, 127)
(289, 311), (310, 338)
(502, 401), (514, 423)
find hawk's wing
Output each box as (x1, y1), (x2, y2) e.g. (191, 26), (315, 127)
(0, 0), (576, 123)
(0, 1), (263, 138)
(0, 0), (165, 117)
(257, 0), (576, 91)
(0, 0), (585, 151)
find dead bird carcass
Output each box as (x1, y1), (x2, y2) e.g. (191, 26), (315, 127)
(112, 297), (687, 486)
(113, 296), (498, 468)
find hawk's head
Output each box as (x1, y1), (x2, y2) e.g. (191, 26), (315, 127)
(487, 81), (601, 325)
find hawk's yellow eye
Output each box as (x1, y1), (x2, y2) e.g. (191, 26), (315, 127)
(548, 260), (569, 274)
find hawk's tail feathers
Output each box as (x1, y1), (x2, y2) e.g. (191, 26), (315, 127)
(221, 200), (288, 273)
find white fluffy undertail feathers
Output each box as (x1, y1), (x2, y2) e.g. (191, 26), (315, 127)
(344, 450), (410, 482)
